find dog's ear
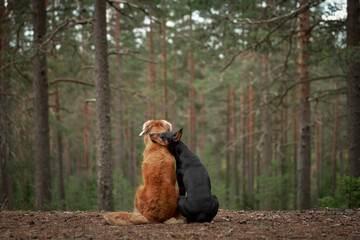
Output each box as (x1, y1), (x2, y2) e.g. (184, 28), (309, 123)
(139, 120), (153, 136)
(173, 128), (183, 142)
(161, 120), (172, 132)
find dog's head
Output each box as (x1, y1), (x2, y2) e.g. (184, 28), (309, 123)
(139, 120), (173, 136)
(149, 128), (183, 147)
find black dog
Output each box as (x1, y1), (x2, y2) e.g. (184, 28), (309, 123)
(149, 128), (219, 223)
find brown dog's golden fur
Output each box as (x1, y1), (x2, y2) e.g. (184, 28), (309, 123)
(104, 120), (181, 225)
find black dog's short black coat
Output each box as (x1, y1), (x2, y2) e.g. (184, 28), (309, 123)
(149, 128), (219, 223)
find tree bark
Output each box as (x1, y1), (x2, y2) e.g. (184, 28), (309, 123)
(162, 0), (168, 120)
(298, 0), (311, 210)
(188, 11), (196, 152)
(83, 100), (89, 180)
(241, 87), (247, 208)
(171, 39), (177, 128)
(199, 95), (206, 161)
(248, 84), (255, 204)
(32, 0), (52, 210)
(94, 0), (114, 211)
(293, 89), (298, 209)
(280, 92), (288, 210)
(130, 120), (137, 188)
(114, 3), (123, 170)
(231, 89), (240, 205)
(215, 102), (223, 178)
(147, 6), (156, 120)
(225, 90), (230, 208)
(263, 53), (272, 210)
(331, 81), (339, 196)
(346, 0), (360, 178)
(65, 138), (71, 183)
(314, 100), (321, 202)
(54, 89), (65, 208)
(0, 0), (11, 209)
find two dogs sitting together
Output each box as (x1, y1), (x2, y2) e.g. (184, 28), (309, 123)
(104, 120), (219, 225)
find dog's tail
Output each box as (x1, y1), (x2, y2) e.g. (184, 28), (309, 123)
(104, 210), (149, 226)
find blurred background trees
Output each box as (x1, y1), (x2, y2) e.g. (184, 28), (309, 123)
(0, 0), (359, 211)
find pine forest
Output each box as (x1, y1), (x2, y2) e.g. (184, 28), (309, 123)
(0, 0), (360, 213)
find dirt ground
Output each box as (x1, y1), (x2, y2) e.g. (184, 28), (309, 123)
(0, 209), (359, 239)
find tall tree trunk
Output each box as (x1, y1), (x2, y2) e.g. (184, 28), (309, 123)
(298, 0), (311, 209)
(199, 95), (206, 161)
(280, 92), (288, 210)
(94, 0), (114, 211)
(331, 81), (339, 196)
(231, 89), (240, 205)
(54, 89), (65, 208)
(314, 100), (321, 202)
(147, 7), (156, 120)
(77, 0), (90, 188)
(346, 0), (360, 178)
(83, 99), (89, 183)
(125, 116), (131, 183)
(339, 137), (344, 178)
(65, 138), (71, 183)
(188, 11), (196, 152)
(171, 39), (177, 128)
(162, 0), (168, 120)
(130, 120), (137, 188)
(248, 84), (255, 204)
(263, 53), (272, 210)
(241, 87), (247, 208)
(225, 90), (231, 208)
(293, 88), (298, 209)
(32, 0), (52, 210)
(0, 0), (11, 209)
(215, 102), (223, 178)
(51, 0), (64, 207)
(114, 3), (123, 170)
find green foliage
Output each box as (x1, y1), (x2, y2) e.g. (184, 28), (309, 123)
(65, 176), (98, 211)
(113, 168), (136, 211)
(318, 196), (339, 208)
(341, 176), (360, 208)
(1, 0), (352, 212)
(317, 177), (360, 209)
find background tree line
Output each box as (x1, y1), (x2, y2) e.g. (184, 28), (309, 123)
(0, 0), (359, 211)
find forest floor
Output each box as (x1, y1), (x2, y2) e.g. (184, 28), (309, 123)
(1, 209), (359, 239)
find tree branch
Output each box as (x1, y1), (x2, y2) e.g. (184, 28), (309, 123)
(108, 49), (157, 64)
(41, 17), (93, 48)
(50, 78), (95, 87)
(107, 0), (161, 25)
(221, 19), (288, 72)
(49, 78), (145, 99)
(223, 1), (324, 25)
(273, 74), (346, 105)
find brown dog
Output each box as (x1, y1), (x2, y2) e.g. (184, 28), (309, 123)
(104, 120), (181, 225)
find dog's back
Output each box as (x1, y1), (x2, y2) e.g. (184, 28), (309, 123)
(175, 140), (219, 223)
(150, 129), (219, 223)
(104, 120), (181, 225)
(135, 136), (179, 222)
